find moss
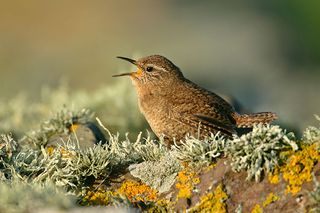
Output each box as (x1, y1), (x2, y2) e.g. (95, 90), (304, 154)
(262, 192), (279, 207)
(117, 180), (158, 202)
(281, 144), (320, 194)
(175, 168), (200, 199)
(189, 184), (228, 213)
(251, 204), (263, 213)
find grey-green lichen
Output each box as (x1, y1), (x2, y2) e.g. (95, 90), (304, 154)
(4, 122), (300, 194)
(0, 180), (76, 213)
(21, 108), (94, 147)
(2, 139), (111, 190)
(226, 124), (298, 181)
(171, 132), (226, 167)
(302, 115), (320, 147)
(0, 124), (170, 194)
(129, 152), (181, 193)
(0, 134), (19, 165)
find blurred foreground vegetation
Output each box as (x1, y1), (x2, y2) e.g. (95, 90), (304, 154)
(0, 79), (147, 140)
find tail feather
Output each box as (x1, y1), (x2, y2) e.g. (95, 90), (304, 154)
(233, 112), (278, 128)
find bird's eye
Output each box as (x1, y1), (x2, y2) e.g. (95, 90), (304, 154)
(146, 66), (153, 72)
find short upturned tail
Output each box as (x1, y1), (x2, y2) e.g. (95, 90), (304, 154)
(233, 112), (278, 128)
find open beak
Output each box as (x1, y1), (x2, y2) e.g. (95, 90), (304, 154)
(116, 56), (137, 65)
(112, 72), (132, 77)
(113, 56), (142, 77)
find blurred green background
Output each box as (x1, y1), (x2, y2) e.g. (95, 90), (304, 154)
(0, 0), (319, 133)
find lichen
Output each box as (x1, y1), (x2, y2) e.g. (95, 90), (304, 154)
(189, 184), (228, 213)
(129, 152), (182, 193)
(0, 134), (19, 164)
(262, 192), (279, 207)
(281, 144), (320, 194)
(6, 138), (113, 191)
(171, 133), (227, 167)
(227, 124), (298, 181)
(249, 192), (279, 212)
(21, 108), (94, 147)
(302, 115), (320, 146)
(81, 188), (116, 206)
(204, 163), (217, 172)
(1, 81), (320, 213)
(0, 180), (76, 213)
(146, 199), (175, 213)
(175, 168), (201, 199)
(251, 204), (263, 213)
(116, 180), (158, 202)
(268, 166), (280, 184)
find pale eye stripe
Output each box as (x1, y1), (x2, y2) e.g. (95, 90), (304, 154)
(146, 64), (168, 72)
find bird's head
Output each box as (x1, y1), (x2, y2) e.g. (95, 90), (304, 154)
(113, 55), (184, 88)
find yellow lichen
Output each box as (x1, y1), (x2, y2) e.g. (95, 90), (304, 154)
(251, 204), (263, 213)
(46, 146), (55, 156)
(59, 147), (75, 159)
(189, 184), (228, 213)
(204, 163), (216, 172)
(81, 188), (116, 206)
(193, 177), (201, 185)
(281, 144), (320, 194)
(268, 166), (280, 184)
(117, 180), (158, 202)
(45, 146), (74, 159)
(176, 169), (200, 199)
(262, 192), (279, 207)
(146, 199), (175, 212)
(69, 123), (80, 132)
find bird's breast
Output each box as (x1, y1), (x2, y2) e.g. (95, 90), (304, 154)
(138, 91), (164, 114)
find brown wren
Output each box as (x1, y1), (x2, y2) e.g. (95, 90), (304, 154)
(113, 55), (277, 145)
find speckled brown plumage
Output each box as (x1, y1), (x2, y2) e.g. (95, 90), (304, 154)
(114, 55), (277, 145)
